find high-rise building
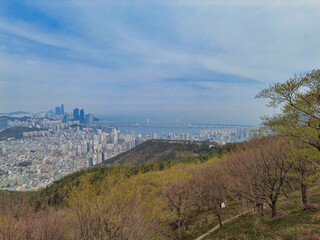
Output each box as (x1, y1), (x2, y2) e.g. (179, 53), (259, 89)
(73, 108), (79, 121)
(62, 114), (68, 123)
(151, 132), (157, 139)
(89, 157), (93, 167)
(85, 113), (94, 123)
(112, 128), (118, 144)
(80, 109), (85, 123)
(101, 152), (105, 162)
(55, 107), (61, 116)
(61, 104), (64, 115)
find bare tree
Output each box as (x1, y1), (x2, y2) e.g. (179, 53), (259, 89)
(193, 162), (228, 228)
(226, 137), (293, 218)
(225, 156), (247, 216)
(163, 180), (191, 240)
(188, 177), (207, 213)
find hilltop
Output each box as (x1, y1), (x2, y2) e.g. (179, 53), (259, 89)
(102, 139), (218, 166)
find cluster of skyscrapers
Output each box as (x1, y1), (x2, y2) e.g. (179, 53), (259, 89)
(73, 108), (92, 123)
(55, 104), (64, 116)
(52, 104), (94, 124)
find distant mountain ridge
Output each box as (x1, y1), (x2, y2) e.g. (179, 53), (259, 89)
(0, 126), (45, 141)
(0, 115), (33, 121)
(0, 111), (31, 116)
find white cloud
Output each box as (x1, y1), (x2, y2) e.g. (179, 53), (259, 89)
(0, 0), (319, 122)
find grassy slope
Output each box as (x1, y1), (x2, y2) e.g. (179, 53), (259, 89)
(203, 183), (320, 240)
(102, 139), (215, 165)
(184, 200), (242, 240)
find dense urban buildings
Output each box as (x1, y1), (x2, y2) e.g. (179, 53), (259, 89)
(0, 105), (258, 191)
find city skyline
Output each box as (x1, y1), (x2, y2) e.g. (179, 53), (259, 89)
(1, 1), (319, 125)
(0, 107), (257, 191)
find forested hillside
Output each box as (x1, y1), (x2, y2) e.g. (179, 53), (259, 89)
(102, 139), (217, 165)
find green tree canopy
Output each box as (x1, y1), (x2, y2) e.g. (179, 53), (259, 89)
(256, 69), (320, 151)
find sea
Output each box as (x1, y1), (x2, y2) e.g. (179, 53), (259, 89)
(96, 116), (255, 138)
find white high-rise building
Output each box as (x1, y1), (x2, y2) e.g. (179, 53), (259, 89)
(112, 128), (118, 144)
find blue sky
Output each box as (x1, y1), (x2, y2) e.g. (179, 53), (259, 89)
(0, 0), (319, 124)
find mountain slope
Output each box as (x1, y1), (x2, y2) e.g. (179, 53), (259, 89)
(102, 139), (216, 165)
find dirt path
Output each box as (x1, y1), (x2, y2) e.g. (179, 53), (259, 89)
(194, 211), (249, 240)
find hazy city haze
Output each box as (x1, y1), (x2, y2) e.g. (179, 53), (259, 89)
(1, 0), (319, 124)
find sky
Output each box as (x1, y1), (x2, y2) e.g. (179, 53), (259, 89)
(0, 0), (319, 124)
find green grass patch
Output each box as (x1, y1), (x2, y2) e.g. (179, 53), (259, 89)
(204, 184), (320, 240)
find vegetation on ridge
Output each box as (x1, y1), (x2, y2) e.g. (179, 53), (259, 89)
(101, 139), (217, 166)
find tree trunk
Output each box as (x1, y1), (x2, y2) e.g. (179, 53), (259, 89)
(217, 213), (223, 229)
(301, 182), (308, 208)
(177, 219), (183, 240)
(178, 228), (182, 240)
(250, 202), (254, 216)
(271, 203), (277, 218)
(256, 200), (264, 216)
(197, 205), (201, 213)
(260, 203), (264, 216)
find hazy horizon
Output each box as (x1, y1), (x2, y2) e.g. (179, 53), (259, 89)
(0, 110), (259, 126)
(1, 1), (319, 125)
